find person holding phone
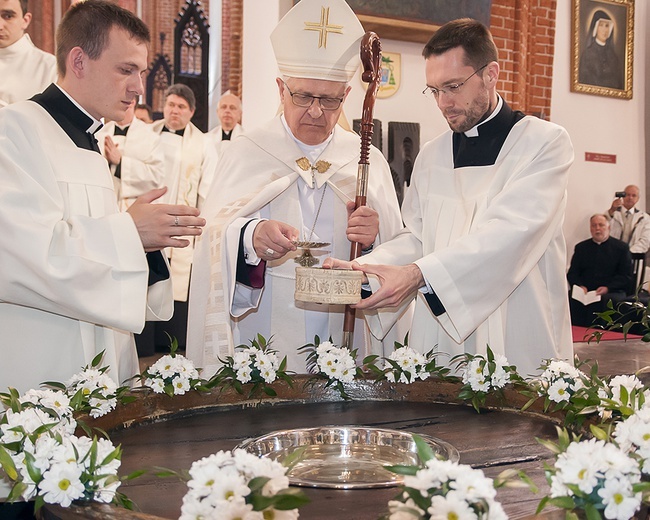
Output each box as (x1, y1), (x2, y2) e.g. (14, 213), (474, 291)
(606, 185), (650, 254)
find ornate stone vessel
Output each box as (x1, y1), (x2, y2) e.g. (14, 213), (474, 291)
(294, 267), (363, 304)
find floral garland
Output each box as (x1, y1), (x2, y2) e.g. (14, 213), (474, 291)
(4, 336), (650, 519)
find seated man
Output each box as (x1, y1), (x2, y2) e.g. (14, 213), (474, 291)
(567, 214), (632, 326)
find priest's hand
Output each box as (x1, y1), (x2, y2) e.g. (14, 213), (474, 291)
(127, 187), (206, 252)
(253, 220), (299, 261)
(351, 263), (424, 310)
(346, 201), (378, 249)
(322, 257), (367, 283)
(104, 136), (122, 165)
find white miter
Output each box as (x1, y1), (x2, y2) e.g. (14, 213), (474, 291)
(295, 267), (363, 304)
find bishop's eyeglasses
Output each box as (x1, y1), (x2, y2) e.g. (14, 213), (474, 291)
(422, 64), (488, 100)
(282, 80), (344, 111)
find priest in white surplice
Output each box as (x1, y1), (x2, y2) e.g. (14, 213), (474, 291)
(208, 92), (244, 158)
(0, 0), (57, 107)
(327, 19), (575, 377)
(187, 0), (407, 376)
(142, 84), (217, 351)
(0, 1), (206, 395)
(96, 99), (164, 210)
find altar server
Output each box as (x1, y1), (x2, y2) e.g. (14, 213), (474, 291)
(187, 0), (406, 376)
(0, 0), (205, 394)
(326, 19), (575, 376)
(0, 0), (57, 107)
(96, 99), (165, 210)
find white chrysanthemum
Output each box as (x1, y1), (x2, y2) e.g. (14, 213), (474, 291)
(614, 407), (650, 473)
(172, 376), (191, 395)
(261, 368), (277, 384)
(88, 396), (117, 418)
(146, 377), (165, 393)
(0, 407), (57, 445)
(598, 477), (641, 520)
(548, 379), (571, 403)
(428, 491), (478, 520)
(316, 341), (335, 357)
(261, 508), (299, 519)
(236, 367), (252, 384)
(232, 351), (252, 371)
(388, 498), (425, 519)
(39, 462), (85, 507)
(151, 355), (180, 379)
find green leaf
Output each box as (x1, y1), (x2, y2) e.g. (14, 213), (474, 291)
(0, 445), (18, 480)
(412, 434), (435, 463)
(270, 488), (311, 510)
(584, 502), (603, 520)
(91, 350), (106, 368)
(384, 464), (419, 476)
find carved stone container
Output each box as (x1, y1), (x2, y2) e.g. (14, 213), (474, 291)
(294, 267), (362, 304)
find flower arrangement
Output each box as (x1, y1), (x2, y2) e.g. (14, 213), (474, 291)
(178, 449), (309, 519)
(0, 387), (125, 511)
(598, 374), (650, 421)
(537, 428), (650, 520)
(383, 337), (454, 384)
(453, 347), (520, 412)
(385, 435), (509, 520)
(614, 406), (650, 475)
(140, 336), (203, 397)
(210, 334), (293, 398)
(299, 336), (381, 399)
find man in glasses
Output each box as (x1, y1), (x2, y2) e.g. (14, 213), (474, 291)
(186, 0), (406, 376)
(327, 18), (575, 376)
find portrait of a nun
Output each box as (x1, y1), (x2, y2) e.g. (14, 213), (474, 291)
(578, 9), (623, 89)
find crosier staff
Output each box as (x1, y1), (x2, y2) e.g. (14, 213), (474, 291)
(342, 31), (381, 350)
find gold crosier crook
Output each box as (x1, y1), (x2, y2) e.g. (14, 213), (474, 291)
(341, 31), (382, 350)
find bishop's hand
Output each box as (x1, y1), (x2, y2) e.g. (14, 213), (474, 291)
(104, 135), (122, 165)
(346, 201), (378, 249)
(253, 220), (299, 261)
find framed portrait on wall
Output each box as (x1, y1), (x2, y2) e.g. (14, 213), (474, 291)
(571, 0), (634, 99)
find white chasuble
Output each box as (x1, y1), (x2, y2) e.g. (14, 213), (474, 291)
(0, 34), (57, 107)
(187, 117), (409, 376)
(359, 114), (574, 377)
(96, 117), (164, 210)
(0, 101), (172, 394)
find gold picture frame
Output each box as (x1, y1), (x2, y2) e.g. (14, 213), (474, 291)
(571, 0), (634, 99)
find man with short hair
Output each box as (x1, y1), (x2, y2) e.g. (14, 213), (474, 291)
(567, 214), (632, 326)
(0, 0), (57, 106)
(209, 92), (244, 157)
(606, 184), (650, 254)
(327, 18), (575, 376)
(96, 99), (165, 210)
(145, 83), (217, 351)
(135, 102), (154, 124)
(0, 0), (205, 394)
(187, 0), (405, 376)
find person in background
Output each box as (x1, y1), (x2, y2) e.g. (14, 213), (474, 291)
(187, 0), (406, 376)
(96, 99), (165, 210)
(606, 185), (650, 254)
(135, 102), (154, 123)
(140, 84), (217, 353)
(0, 0), (57, 107)
(0, 0), (206, 396)
(567, 214), (632, 326)
(209, 91), (244, 158)
(326, 18), (575, 377)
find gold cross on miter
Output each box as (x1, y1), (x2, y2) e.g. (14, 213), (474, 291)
(304, 7), (343, 48)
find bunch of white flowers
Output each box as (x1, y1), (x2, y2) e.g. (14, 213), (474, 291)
(384, 346), (430, 384)
(179, 449), (307, 519)
(231, 346), (281, 385)
(143, 354), (201, 396)
(598, 374), (650, 418)
(461, 353), (511, 393)
(387, 458), (507, 520)
(614, 406), (650, 475)
(66, 368), (119, 418)
(536, 360), (586, 404)
(0, 390), (122, 509)
(547, 437), (644, 520)
(315, 341), (356, 384)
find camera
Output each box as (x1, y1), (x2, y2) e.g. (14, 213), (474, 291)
(615, 191), (626, 198)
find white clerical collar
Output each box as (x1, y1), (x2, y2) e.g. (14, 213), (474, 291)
(464, 95), (503, 138)
(53, 83), (103, 133)
(280, 114), (333, 164)
(0, 33), (33, 59)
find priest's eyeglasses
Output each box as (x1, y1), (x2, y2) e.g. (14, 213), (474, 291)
(422, 64), (488, 100)
(282, 81), (344, 111)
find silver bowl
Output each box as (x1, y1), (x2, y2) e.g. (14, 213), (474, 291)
(235, 425), (459, 489)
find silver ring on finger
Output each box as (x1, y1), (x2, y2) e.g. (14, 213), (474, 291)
(174, 216), (180, 226)
(265, 248), (275, 256)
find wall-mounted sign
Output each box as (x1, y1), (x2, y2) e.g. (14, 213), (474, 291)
(377, 52), (400, 98)
(585, 152), (617, 164)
